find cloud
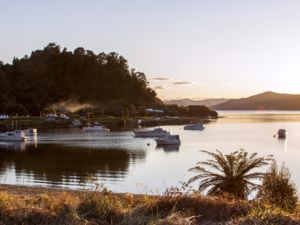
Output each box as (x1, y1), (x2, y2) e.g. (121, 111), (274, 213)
(153, 85), (165, 90)
(173, 81), (192, 85)
(152, 77), (169, 81)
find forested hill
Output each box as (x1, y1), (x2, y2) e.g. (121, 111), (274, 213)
(213, 91), (300, 110)
(0, 43), (161, 115)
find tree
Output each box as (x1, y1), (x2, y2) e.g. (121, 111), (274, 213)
(186, 150), (273, 199)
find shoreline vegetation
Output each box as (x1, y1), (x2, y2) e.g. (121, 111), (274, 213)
(1, 149), (300, 224)
(0, 184), (299, 225)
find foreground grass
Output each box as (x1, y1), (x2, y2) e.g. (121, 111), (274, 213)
(0, 185), (299, 225)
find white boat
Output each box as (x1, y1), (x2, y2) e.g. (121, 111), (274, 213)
(277, 129), (286, 139)
(0, 130), (27, 141)
(155, 134), (181, 145)
(23, 128), (37, 136)
(81, 122), (110, 132)
(184, 123), (205, 130)
(134, 127), (169, 137)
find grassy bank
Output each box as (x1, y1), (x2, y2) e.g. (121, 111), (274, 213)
(0, 185), (299, 224)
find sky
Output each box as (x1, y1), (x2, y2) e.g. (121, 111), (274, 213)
(1, 0), (300, 100)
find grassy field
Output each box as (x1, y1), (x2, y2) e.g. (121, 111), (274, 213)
(0, 185), (299, 225)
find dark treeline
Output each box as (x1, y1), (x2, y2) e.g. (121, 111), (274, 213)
(0, 43), (160, 115)
(0, 43), (217, 118)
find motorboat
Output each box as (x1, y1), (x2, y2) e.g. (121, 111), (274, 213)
(134, 127), (169, 138)
(277, 129), (286, 139)
(23, 128), (37, 136)
(184, 123), (205, 130)
(155, 134), (181, 145)
(0, 130), (27, 141)
(81, 122), (110, 132)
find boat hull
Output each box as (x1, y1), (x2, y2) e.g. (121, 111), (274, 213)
(82, 127), (110, 132)
(0, 131), (27, 141)
(155, 139), (181, 145)
(134, 131), (169, 138)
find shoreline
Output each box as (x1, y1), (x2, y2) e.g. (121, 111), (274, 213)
(0, 184), (299, 224)
(0, 116), (216, 131)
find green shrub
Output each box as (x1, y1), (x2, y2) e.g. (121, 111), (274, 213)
(258, 162), (298, 211)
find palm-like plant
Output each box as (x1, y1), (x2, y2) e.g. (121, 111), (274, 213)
(187, 149), (273, 199)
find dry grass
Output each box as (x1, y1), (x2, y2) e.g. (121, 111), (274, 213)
(0, 185), (299, 225)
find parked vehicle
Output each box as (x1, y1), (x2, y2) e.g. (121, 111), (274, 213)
(0, 114), (9, 120)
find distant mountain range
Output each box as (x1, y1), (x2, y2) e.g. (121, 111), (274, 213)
(164, 98), (231, 107)
(213, 91), (300, 110)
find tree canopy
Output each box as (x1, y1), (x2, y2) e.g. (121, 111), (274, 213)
(0, 43), (161, 115)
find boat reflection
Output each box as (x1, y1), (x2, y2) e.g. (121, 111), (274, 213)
(0, 136), (38, 152)
(0, 141), (27, 151)
(156, 144), (180, 152)
(278, 138), (288, 153)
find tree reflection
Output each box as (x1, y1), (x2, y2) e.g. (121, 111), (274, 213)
(0, 144), (146, 187)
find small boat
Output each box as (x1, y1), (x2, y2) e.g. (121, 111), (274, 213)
(134, 127), (169, 138)
(0, 130), (27, 141)
(23, 128), (37, 136)
(81, 122), (110, 132)
(277, 129), (286, 139)
(155, 134), (181, 145)
(184, 123), (205, 130)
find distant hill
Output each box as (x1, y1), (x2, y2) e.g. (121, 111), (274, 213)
(165, 98), (231, 107)
(213, 91), (300, 110)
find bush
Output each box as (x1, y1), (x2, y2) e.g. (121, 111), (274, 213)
(258, 162), (298, 211)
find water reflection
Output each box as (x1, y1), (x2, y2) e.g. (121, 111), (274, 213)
(0, 144), (146, 188)
(156, 144), (180, 152)
(277, 138), (288, 153)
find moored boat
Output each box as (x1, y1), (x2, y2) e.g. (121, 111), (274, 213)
(277, 129), (286, 139)
(134, 127), (169, 138)
(155, 134), (181, 145)
(23, 128), (37, 136)
(184, 123), (205, 130)
(81, 122), (110, 132)
(0, 130), (27, 141)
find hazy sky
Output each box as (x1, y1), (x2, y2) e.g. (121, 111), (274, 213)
(1, 0), (300, 99)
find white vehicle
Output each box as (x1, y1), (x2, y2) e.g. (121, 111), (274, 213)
(72, 119), (82, 127)
(60, 114), (69, 120)
(81, 122), (110, 132)
(155, 134), (181, 145)
(184, 123), (205, 130)
(0, 130), (27, 141)
(134, 127), (169, 138)
(0, 114), (9, 120)
(46, 114), (59, 121)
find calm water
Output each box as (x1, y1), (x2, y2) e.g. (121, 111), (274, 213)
(1, 111), (300, 194)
